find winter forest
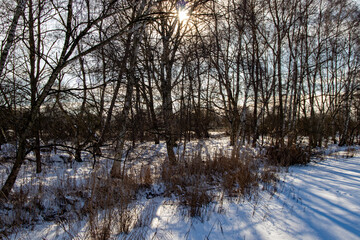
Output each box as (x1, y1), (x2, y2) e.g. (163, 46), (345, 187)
(0, 0), (360, 239)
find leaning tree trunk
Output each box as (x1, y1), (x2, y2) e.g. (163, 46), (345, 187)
(0, 0), (26, 77)
(110, 74), (135, 178)
(0, 137), (27, 199)
(110, 8), (147, 177)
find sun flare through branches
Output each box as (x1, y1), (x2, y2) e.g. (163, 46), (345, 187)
(177, 0), (190, 23)
(178, 8), (189, 22)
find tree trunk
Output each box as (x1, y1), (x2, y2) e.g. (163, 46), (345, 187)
(0, 0), (26, 77)
(110, 6), (147, 176)
(29, 0), (42, 173)
(1, 136), (27, 199)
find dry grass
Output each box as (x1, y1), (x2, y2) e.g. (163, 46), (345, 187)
(265, 144), (311, 166)
(84, 176), (137, 238)
(161, 148), (279, 218)
(0, 161), (153, 239)
(0, 145), (281, 238)
(74, 164), (156, 239)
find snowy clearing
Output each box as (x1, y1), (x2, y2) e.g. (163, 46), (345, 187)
(2, 144), (360, 240)
(136, 147), (360, 240)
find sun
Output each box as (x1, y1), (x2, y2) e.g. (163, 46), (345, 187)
(178, 8), (189, 23)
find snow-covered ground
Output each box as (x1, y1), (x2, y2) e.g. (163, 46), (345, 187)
(1, 141), (360, 240)
(142, 147), (360, 240)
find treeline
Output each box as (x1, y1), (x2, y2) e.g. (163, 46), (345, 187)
(0, 0), (359, 198)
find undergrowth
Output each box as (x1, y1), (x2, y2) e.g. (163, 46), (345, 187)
(161, 148), (279, 219)
(265, 144), (311, 166)
(0, 146), (281, 238)
(0, 162), (153, 239)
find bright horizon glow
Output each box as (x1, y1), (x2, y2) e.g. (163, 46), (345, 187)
(178, 8), (189, 22)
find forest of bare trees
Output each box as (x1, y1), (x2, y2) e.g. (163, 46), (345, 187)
(0, 0), (359, 199)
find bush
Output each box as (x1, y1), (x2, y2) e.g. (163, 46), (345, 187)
(161, 155), (213, 218)
(0, 162), (152, 239)
(161, 149), (279, 218)
(265, 144), (311, 166)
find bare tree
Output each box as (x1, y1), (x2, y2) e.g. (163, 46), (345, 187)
(1, 0), (140, 199)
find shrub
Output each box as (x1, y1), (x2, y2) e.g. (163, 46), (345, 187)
(0, 161), (153, 239)
(161, 155), (213, 218)
(161, 148), (279, 218)
(265, 144), (311, 166)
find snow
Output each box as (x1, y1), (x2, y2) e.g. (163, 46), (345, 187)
(145, 147), (360, 240)
(0, 143), (16, 158)
(1, 142), (360, 239)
